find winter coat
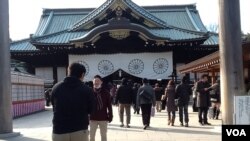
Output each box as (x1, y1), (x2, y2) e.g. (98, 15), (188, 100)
(208, 83), (221, 103)
(175, 82), (192, 106)
(195, 81), (211, 107)
(51, 76), (96, 134)
(154, 87), (164, 101)
(137, 84), (156, 107)
(165, 85), (177, 112)
(115, 84), (134, 104)
(90, 87), (113, 122)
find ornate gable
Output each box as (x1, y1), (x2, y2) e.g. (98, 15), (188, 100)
(70, 0), (167, 31)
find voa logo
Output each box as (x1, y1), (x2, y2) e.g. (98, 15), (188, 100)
(226, 129), (246, 136)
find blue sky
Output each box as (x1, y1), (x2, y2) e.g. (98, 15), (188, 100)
(9, 0), (250, 40)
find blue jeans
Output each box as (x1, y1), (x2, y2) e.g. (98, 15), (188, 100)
(178, 104), (189, 123)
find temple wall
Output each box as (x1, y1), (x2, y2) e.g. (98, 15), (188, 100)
(35, 67), (53, 81)
(57, 67), (66, 82)
(11, 72), (45, 118)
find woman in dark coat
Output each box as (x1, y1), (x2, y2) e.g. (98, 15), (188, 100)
(164, 80), (177, 126)
(208, 79), (221, 119)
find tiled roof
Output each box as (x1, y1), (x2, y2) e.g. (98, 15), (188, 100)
(10, 2), (218, 52)
(31, 30), (87, 44)
(202, 33), (219, 46)
(10, 39), (38, 52)
(30, 27), (207, 44)
(70, 0), (169, 31)
(150, 28), (207, 41)
(124, 0), (167, 27)
(70, 0), (113, 30)
(34, 10), (89, 36)
(33, 4), (210, 36)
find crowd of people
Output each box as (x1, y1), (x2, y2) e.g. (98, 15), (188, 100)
(49, 62), (221, 141)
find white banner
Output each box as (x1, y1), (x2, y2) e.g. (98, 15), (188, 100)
(235, 96), (250, 124)
(69, 52), (173, 81)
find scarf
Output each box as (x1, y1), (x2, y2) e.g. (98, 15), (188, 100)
(94, 88), (103, 110)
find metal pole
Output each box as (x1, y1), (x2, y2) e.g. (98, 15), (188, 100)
(0, 0), (19, 138)
(219, 0), (245, 124)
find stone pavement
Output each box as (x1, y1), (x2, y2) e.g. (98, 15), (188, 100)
(1, 105), (222, 141)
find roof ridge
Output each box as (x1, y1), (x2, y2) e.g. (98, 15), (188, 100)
(166, 25), (210, 36)
(11, 38), (31, 44)
(124, 0), (167, 27)
(143, 3), (197, 9)
(70, 0), (114, 31)
(42, 8), (95, 15)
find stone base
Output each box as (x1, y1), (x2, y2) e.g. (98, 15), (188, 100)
(0, 132), (20, 139)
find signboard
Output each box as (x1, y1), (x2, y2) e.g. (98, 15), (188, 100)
(235, 96), (250, 124)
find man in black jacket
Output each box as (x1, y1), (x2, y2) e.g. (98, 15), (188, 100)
(115, 78), (134, 128)
(175, 76), (192, 127)
(51, 62), (96, 141)
(195, 74), (211, 126)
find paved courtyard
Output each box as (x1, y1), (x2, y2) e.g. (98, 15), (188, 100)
(1, 105), (222, 141)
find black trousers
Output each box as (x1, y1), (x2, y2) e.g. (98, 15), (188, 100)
(198, 107), (209, 123)
(140, 103), (152, 126)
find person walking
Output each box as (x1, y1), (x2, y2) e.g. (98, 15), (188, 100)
(192, 80), (199, 112)
(132, 83), (140, 114)
(51, 62), (96, 141)
(175, 76), (192, 127)
(164, 80), (177, 126)
(208, 79), (221, 119)
(115, 78), (134, 128)
(194, 74), (211, 125)
(44, 88), (52, 106)
(137, 78), (156, 130)
(89, 75), (113, 141)
(154, 83), (164, 112)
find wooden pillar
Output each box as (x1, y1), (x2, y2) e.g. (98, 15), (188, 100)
(0, 0), (20, 138)
(219, 0), (245, 124)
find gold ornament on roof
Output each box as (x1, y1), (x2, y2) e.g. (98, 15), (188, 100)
(109, 30), (130, 40)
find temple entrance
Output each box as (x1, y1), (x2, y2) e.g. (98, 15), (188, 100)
(103, 69), (142, 84)
(102, 69), (169, 88)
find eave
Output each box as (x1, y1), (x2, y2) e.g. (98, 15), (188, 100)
(177, 42), (250, 74)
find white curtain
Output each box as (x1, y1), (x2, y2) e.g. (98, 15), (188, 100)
(69, 52), (173, 81)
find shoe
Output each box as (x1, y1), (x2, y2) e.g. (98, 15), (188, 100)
(185, 123), (189, 127)
(204, 122), (211, 125)
(168, 120), (171, 125)
(180, 123), (184, 126)
(120, 124), (124, 127)
(126, 125), (130, 128)
(199, 122), (204, 126)
(143, 125), (148, 130)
